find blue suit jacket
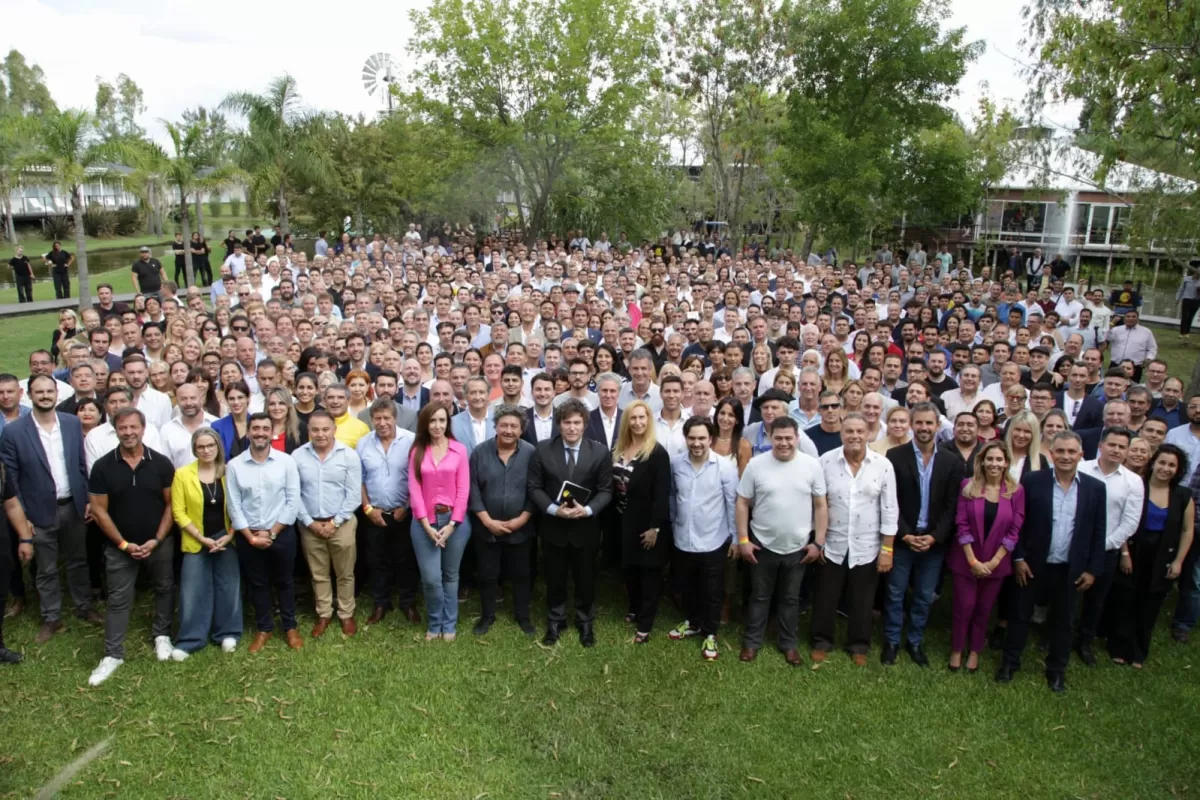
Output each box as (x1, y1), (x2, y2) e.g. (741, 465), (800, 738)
(584, 407), (621, 450)
(1055, 391), (1104, 430)
(0, 412), (88, 528)
(451, 410), (494, 454)
(1015, 468), (1107, 581)
(522, 407), (559, 446)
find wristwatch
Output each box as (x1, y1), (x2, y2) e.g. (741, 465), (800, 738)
(18, 538), (33, 545)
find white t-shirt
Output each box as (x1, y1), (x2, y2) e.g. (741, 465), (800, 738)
(737, 451), (826, 554)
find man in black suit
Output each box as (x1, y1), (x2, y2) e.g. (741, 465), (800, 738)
(335, 333), (381, 381)
(528, 398), (613, 647)
(0, 374), (98, 645)
(1056, 364), (1104, 429)
(997, 430), (1107, 693)
(1075, 399), (1131, 461)
(584, 373), (622, 450)
(882, 403), (964, 667)
(523, 372), (558, 446)
(396, 358), (431, 413)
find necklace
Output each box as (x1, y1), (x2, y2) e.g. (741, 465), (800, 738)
(202, 478), (219, 505)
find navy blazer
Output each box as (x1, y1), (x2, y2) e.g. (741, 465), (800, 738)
(0, 412), (88, 528)
(1015, 468), (1107, 581)
(584, 407), (621, 450)
(1055, 391), (1104, 430)
(396, 387), (431, 412)
(522, 407), (559, 446)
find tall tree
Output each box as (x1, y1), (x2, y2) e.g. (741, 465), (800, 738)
(0, 50), (57, 116)
(0, 114), (36, 243)
(404, 0), (664, 242)
(221, 75), (335, 237)
(779, 0), (982, 254)
(36, 109), (106, 309)
(94, 73), (146, 143)
(181, 105), (234, 232)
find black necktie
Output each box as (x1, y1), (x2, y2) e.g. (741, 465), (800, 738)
(566, 446), (577, 479)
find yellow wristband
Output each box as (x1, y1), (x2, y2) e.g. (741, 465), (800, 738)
(119, 540), (129, 552)
(737, 538), (750, 546)
(880, 546), (893, 554)
(363, 505), (375, 515)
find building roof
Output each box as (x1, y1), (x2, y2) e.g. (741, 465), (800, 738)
(999, 142), (1196, 195)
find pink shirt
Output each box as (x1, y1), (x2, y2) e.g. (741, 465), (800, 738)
(408, 440), (470, 523)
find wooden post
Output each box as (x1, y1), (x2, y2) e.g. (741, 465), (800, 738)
(1105, 251), (1113, 282)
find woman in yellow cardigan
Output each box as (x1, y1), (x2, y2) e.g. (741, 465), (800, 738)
(169, 428), (242, 659)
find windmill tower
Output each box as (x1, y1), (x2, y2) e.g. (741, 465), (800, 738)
(362, 53), (399, 114)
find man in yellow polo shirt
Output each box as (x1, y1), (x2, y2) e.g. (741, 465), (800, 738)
(322, 383), (369, 448)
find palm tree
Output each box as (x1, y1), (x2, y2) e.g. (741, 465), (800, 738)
(37, 109), (106, 309)
(221, 75), (334, 237)
(0, 114), (36, 244)
(158, 120), (238, 285)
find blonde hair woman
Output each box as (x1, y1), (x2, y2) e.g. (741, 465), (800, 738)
(611, 400), (672, 643)
(170, 428), (241, 658)
(1003, 410), (1047, 482)
(750, 344), (773, 379)
(841, 380), (866, 413)
(870, 405), (911, 455)
(822, 349), (850, 394)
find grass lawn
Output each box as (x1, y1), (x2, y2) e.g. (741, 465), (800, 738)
(0, 267), (135, 308)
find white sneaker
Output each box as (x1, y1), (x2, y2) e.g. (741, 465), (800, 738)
(170, 648), (189, 662)
(220, 638), (237, 653)
(88, 657), (123, 686)
(154, 636), (173, 662)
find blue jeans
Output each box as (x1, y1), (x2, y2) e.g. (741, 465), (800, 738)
(1172, 557), (1200, 633)
(176, 547), (244, 653)
(883, 545), (945, 646)
(410, 512), (471, 635)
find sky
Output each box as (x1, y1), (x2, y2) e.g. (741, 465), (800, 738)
(1, 0), (1075, 144)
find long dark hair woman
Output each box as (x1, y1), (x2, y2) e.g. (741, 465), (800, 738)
(186, 367), (223, 418)
(711, 396), (751, 475)
(1107, 444), (1194, 669)
(212, 380), (251, 458)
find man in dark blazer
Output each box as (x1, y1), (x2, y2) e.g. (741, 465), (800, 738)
(882, 403), (964, 667)
(997, 429), (1106, 693)
(584, 373), (622, 451)
(1056, 364), (1104, 429)
(522, 405), (559, 446)
(0, 374), (97, 644)
(528, 398), (613, 647)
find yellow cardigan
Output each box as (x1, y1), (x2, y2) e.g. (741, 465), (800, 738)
(171, 461), (232, 554)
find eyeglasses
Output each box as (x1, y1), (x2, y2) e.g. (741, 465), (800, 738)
(819, 403), (842, 411)
(650, 327), (664, 334)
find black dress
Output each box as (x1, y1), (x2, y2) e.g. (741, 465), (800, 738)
(200, 479), (226, 538)
(616, 444), (673, 633)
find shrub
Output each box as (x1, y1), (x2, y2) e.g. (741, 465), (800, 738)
(228, 197), (242, 216)
(208, 198), (222, 219)
(42, 214), (73, 240)
(82, 206), (117, 238)
(114, 207), (141, 236)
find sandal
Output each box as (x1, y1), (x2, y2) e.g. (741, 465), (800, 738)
(442, 633), (457, 642)
(1111, 657), (1127, 665)
(425, 632), (441, 642)
(633, 631), (651, 645)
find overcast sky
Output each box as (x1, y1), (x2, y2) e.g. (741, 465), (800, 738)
(3, 0), (1074, 144)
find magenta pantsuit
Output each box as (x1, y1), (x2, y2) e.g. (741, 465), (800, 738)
(946, 481), (1025, 653)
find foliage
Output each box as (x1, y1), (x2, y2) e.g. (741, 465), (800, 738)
(229, 197), (242, 216)
(81, 206), (117, 237)
(404, 0), (667, 242)
(208, 197), (222, 219)
(94, 73), (145, 144)
(41, 213), (72, 240)
(0, 50), (56, 116)
(114, 206), (142, 236)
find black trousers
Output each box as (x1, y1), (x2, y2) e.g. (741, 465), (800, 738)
(196, 260), (212, 286)
(0, 523), (10, 648)
(365, 513), (419, 611)
(52, 267), (70, 299)
(1003, 562), (1076, 674)
(1076, 549), (1119, 645)
(1182, 297), (1200, 335)
(624, 565), (663, 633)
(238, 526), (297, 633)
(544, 539), (599, 627)
(174, 263), (188, 287)
(811, 557), (879, 655)
(477, 536), (533, 624)
(15, 274), (32, 303)
(677, 543), (727, 636)
(1107, 534), (1168, 664)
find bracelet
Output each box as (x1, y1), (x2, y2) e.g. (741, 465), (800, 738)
(119, 540), (129, 552)
(968, 558), (979, 567)
(737, 538), (750, 546)
(880, 546), (894, 554)
(18, 538), (33, 545)
(363, 505), (375, 515)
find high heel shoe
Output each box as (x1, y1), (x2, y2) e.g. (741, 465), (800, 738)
(966, 653), (980, 674)
(948, 661), (961, 672)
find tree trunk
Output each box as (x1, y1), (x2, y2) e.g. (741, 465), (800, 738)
(801, 228), (815, 260)
(194, 194), (205, 239)
(278, 189), (290, 238)
(145, 183), (155, 235)
(72, 186), (90, 311)
(1190, 353), (1200, 399)
(2, 196), (16, 244)
(180, 187), (195, 288)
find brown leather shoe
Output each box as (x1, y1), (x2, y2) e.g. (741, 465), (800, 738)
(403, 606), (421, 624)
(4, 598), (25, 619)
(783, 648), (804, 667)
(366, 606), (387, 625)
(738, 647), (758, 662)
(248, 631), (272, 654)
(810, 649), (828, 663)
(340, 617), (357, 636)
(852, 653), (869, 667)
(77, 609), (104, 626)
(286, 629), (304, 650)
(34, 620), (64, 644)
(311, 618), (331, 638)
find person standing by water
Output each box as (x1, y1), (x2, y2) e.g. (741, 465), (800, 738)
(43, 241), (73, 299)
(9, 246), (33, 303)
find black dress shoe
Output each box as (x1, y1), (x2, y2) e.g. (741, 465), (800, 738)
(542, 625), (563, 646)
(0, 647), (23, 664)
(905, 642), (930, 668)
(579, 623), (596, 648)
(1046, 672), (1066, 693)
(1075, 642), (1097, 667)
(518, 619), (537, 636)
(880, 642), (899, 666)
(473, 617), (495, 636)
(987, 626), (1006, 650)
(1171, 628), (1189, 644)
(995, 665), (1015, 684)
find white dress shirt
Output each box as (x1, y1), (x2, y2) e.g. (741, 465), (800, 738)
(597, 409), (619, 448)
(531, 409), (555, 442)
(135, 387), (174, 430)
(36, 417), (72, 499)
(654, 412), (686, 459)
(18, 376), (72, 408)
(1079, 459), (1145, 551)
(159, 414), (219, 469)
(820, 448), (899, 568)
(942, 388), (984, 420)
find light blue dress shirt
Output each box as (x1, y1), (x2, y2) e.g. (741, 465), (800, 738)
(671, 452), (738, 553)
(913, 441), (936, 531)
(357, 429), (414, 510)
(292, 441), (363, 527)
(226, 448), (300, 531)
(1048, 471), (1079, 564)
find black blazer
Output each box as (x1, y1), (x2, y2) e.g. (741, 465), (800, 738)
(1055, 391), (1103, 430)
(1015, 469), (1107, 580)
(522, 407), (559, 446)
(584, 407), (622, 450)
(886, 443), (964, 546)
(1115, 484), (1192, 595)
(528, 436), (613, 548)
(615, 444), (672, 568)
(1076, 427), (1103, 460)
(0, 412), (88, 528)
(396, 387), (431, 412)
(336, 361), (381, 381)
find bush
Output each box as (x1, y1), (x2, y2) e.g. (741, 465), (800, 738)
(42, 214), (73, 240)
(229, 197), (242, 216)
(114, 207), (141, 236)
(208, 198), (222, 219)
(82, 206), (117, 238)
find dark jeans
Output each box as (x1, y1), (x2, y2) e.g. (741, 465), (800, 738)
(86, 521), (106, 592)
(103, 541), (175, 660)
(476, 535), (533, 624)
(366, 513), (418, 611)
(175, 548), (242, 652)
(15, 274), (32, 303)
(1182, 297), (1200, 335)
(52, 267), (70, 299)
(237, 526), (297, 633)
(1171, 550), (1200, 633)
(676, 543), (727, 637)
(883, 545), (944, 646)
(0, 523), (9, 647)
(1076, 549), (1119, 645)
(32, 501), (92, 623)
(196, 261), (212, 286)
(1108, 534), (1167, 663)
(544, 539), (599, 627)
(1003, 562), (1076, 675)
(743, 546), (807, 651)
(812, 556), (879, 655)
(624, 565), (663, 633)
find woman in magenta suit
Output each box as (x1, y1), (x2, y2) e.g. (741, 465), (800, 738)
(947, 441), (1025, 672)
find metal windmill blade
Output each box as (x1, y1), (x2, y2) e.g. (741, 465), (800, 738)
(362, 52), (398, 112)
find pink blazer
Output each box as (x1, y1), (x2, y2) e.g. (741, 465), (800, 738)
(947, 480), (1025, 579)
(408, 440), (470, 524)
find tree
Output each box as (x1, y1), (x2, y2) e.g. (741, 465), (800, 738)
(404, 0), (664, 242)
(94, 73), (146, 143)
(36, 109), (106, 309)
(221, 75), (335, 237)
(0, 50), (56, 117)
(181, 105), (234, 232)
(779, 0), (982, 254)
(0, 114), (36, 243)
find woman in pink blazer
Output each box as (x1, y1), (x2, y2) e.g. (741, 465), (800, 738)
(947, 441), (1025, 672)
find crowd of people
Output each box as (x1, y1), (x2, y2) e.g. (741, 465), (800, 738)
(0, 226), (1197, 695)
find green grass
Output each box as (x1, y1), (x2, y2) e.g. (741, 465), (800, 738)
(0, 267), (136, 307)
(0, 581), (1198, 798)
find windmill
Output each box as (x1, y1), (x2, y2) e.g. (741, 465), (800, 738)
(362, 52), (399, 114)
